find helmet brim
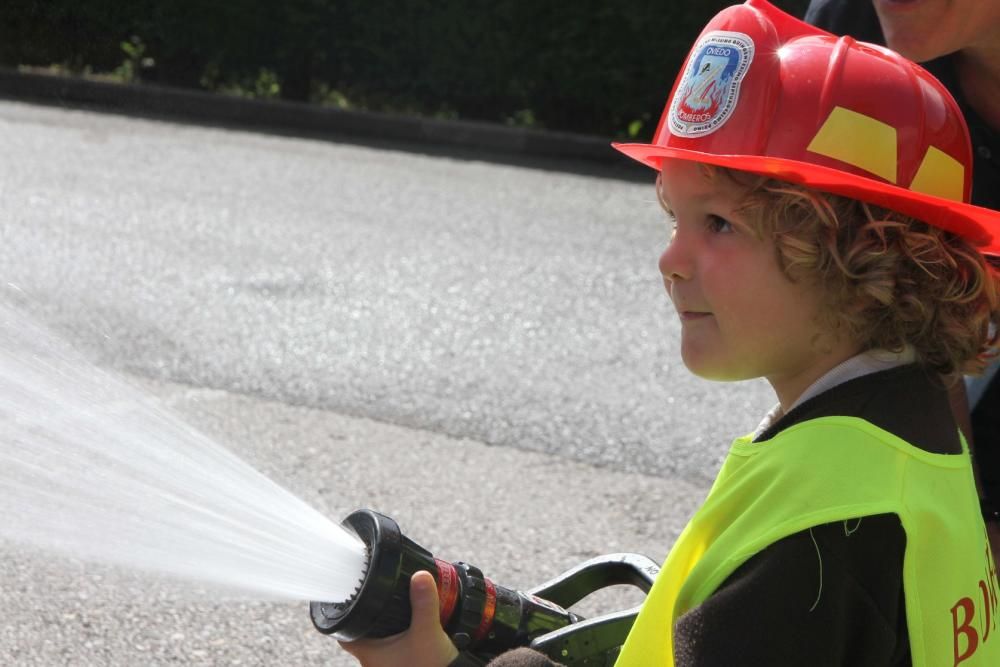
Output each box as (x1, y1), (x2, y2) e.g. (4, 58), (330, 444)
(613, 141), (1000, 256)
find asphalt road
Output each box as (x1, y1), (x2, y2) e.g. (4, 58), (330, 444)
(0, 100), (776, 665)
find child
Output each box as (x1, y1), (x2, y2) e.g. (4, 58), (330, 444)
(342, 1), (1000, 665)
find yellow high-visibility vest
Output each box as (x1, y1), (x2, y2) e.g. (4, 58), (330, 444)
(616, 417), (999, 666)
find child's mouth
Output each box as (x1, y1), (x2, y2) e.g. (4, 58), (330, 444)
(680, 311), (712, 321)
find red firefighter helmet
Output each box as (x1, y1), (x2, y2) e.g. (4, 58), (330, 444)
(613, 0), (1000, 255)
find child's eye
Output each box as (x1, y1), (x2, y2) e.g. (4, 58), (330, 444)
(707, 215), (734, 234)
(663, 214), (677, 240)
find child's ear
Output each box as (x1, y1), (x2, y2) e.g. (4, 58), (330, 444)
(809, 330), (837, 356)
(809, 311), (863, 357)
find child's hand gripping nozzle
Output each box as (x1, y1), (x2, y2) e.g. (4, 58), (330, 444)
(310, 509), (660, 666)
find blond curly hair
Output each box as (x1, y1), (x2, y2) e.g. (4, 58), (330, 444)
(657, 165), (1000, 375)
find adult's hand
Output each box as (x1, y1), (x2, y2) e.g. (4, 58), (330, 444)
(340, 570), (460, 667)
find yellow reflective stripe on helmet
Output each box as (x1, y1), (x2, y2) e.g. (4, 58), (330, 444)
(909, 145), (965, 201)
(807, 106), (897, 183)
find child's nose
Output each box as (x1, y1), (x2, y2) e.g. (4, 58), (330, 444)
(659, 239), (692, 282)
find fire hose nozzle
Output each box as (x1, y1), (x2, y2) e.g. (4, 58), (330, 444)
(310, 508), (433, 641)
(311, 509), (660, 666)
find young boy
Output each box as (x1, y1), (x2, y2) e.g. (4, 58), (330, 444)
(343, 1), (1000, 665)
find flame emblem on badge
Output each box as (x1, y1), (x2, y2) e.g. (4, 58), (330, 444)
(670, 31), (754, 138)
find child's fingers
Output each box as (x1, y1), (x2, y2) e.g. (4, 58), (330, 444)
(408, 570), (442, 633)
(338, 571), (457, 667)
(410, 570), (460, 665)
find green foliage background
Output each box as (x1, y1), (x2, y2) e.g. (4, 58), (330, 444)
(0, 0), (810, 138)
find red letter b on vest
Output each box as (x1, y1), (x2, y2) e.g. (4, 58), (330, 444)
(952, 597), (979, 665)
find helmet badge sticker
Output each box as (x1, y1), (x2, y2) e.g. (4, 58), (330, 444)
(669, 31), (754, 138)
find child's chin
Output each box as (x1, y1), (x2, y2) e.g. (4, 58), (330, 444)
(679, 339), (748, 382)
(681, 357), (753, 383)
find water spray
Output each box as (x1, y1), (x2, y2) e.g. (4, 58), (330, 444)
(0, 296), (367, 603)
(312, 509), (659, 666)
(0, 297), (655, 663)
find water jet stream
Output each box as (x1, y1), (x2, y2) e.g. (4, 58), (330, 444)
(0, 297), (367, 602)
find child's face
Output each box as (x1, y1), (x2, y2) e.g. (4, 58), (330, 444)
(657, 159), (858, 408)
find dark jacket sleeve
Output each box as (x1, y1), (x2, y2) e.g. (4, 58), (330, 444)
(804, 0), (884, 43)
(673, 515), (910, 666)
(477, 518), (907, 666)
(483, 647), (564, 666)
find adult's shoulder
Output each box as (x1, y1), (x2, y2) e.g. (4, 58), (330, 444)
(804, 0), (885, 44)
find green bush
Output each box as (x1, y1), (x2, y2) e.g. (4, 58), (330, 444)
(0, 0), (810, 138)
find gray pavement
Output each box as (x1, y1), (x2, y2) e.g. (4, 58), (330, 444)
(2, 376), (706, 666)
(0, 99), (776, 665)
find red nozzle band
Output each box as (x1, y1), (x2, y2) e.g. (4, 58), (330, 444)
(474, 578), (497, 643)
(435, 559), (459, 626)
